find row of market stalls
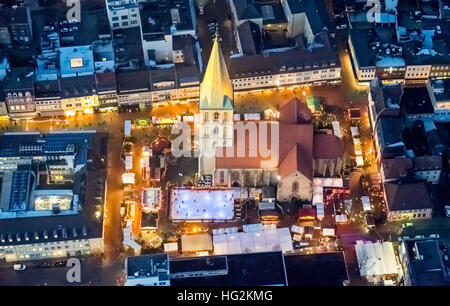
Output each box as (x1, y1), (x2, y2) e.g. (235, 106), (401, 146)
(163, 224), (294, 255)
(351, 126), (364, 168)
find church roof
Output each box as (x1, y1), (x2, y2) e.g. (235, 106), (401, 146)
(279, 97), (312, 124)
(312, 134), (345, 160)
(199, 37), (233, 110)
(279, 143), (313, 180)
(215, 121), (314, 178)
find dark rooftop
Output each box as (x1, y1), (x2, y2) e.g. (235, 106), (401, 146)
(4, 67), (34, 91)
(116, 70), (151, 93)
(0, 132), (107, 247)
(284, 252), (349, 286)
(229, 32), (338, 78)
(127, 253), (170, 280)
(402, 87), (434, 115)
(59, 75), (96, 99)
(140, 0), (194, 37)
(384, 180), (433, 212)
(170, 251), (288, 286)
(403, 238), (450, 286)
(34, 79), (61, 99)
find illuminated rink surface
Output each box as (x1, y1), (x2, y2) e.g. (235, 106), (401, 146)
(170, 188), (234, 221)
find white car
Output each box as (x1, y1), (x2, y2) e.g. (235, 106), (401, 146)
(445, 206), (450, 217)
(13, 264), (26, 271)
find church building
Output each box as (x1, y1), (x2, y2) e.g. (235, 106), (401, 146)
(196, 38), (345, 202)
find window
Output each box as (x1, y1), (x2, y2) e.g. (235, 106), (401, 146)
(292, 181), (299, 192)
(204, 112), (208, 122)
(213, 112), (220, 121)
(219, 171), (225, 184)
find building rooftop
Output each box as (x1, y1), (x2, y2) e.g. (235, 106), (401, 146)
(369, 78), (402, 118)
(140, 0), (194, 37)
(170, 251), (288, 286)
(384, 180), (433, 212)
(285, 0), (331, 33)
(95, 71), (117, 93)
(34, 80), (61, 99)
(0, 132), (107, 247)
(376, 117), (405, 158)
(4, 67), (34, 91)
(313, 134), (345, 160)
(237, 20), (262, 56)
(382, 157), (413, 180)
(402, 87), (434, 115)
(431, 78), (450, 102)
(403, 238), (450, 286)
(116, 70), (151, 93)
(60, 75), (96, 99)
(0, 5), (29, 25)
(229, 32), (338, 79)
(284, 252), (349, 286)
(126, 253), (170, 281)
(59, 45), (95, 78)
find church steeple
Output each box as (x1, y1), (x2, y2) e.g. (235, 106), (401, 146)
(199, 36), (233, 110)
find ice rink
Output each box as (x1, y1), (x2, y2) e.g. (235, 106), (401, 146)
(170, 188), (235, 221)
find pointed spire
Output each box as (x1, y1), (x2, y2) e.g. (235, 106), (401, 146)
(199, 36), (233, 110)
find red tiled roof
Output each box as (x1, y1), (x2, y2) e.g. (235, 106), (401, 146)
(215, 121), (314, 178)
(279, 97), (312, 124)
(215, 121), (279, 169)
(278, 143), (313, 180)
(312, 134), (345, 160)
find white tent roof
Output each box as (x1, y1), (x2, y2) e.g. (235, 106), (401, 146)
(125, 155), (133, 170)
(291, 225), (304, 234)
(213, 227), (293, 255)
(243, 223), (263, 232)
(122, 173), (135, 184)
(356, 156), (364, 166)
(163, 242), (178, 252)
(181, 234), (213, 252)
(355, 241), (398, 277)
(362, 196), (371, 211)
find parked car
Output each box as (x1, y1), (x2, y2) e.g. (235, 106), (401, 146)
(13, 264), (26, 271)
